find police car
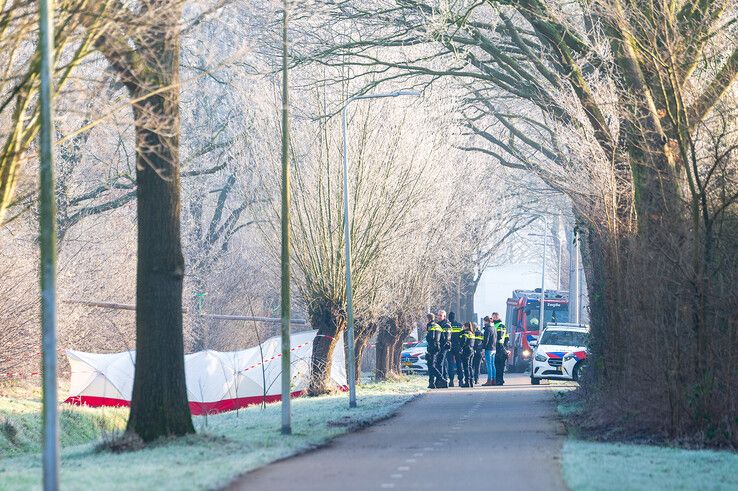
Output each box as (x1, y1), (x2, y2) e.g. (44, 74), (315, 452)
(400, 342), (428, 374)
(529, 324), (588, 384)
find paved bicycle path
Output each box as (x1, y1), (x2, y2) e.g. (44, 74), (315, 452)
(229, 373), (569, 490)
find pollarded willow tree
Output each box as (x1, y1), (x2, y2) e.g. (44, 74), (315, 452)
(282, 81), (456, 395)
(304, 0), (738, 443)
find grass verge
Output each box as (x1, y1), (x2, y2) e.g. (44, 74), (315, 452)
(0, 376), (426, 490)
(555, 390), (738, 491)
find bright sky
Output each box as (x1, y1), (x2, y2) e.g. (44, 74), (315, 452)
(474, 263), (543, 324)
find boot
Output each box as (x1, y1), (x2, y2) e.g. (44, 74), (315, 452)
(436, 378), (448, 388)
(483, 379), (496, 386)
(449, 380), (454, 387)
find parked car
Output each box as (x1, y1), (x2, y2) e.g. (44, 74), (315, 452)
(401, 341), (428, 374)
(530, 324), (588, 384)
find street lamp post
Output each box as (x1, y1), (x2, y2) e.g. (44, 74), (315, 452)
(574, 229), (581, 325)
(341, 89), (419, 408)
(539, 216), (547, 330)
(527, 216), (559, 330)
(279, 0), (291, 435)
(39, 0), (59, 488)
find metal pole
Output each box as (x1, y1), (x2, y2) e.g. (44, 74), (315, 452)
(574, 230), (582, 324)
(342, 104), (357, 408)
(556, 213), (562, 291)
(39, 0), (59, 487)
(539, 216), (547, 330)
(280, 0), (292, 435)
(341, 89), (419, 409)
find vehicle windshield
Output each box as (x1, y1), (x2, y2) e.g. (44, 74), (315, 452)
(539, 330), (587, 347)
(525, 302), (569, 329)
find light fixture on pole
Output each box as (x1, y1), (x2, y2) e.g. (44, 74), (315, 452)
(341, 89), (420, 408)
(38, 0), (59, 488)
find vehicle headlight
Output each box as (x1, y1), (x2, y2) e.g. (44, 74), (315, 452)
(534, 354), (547, 362)
(563, 353), (574, 362)
(523, 349), (531, 358)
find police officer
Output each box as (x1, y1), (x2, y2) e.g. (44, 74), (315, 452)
(482, 316), (497, 386)
(436, 310), (451, 387)
(472, 322), (485, 385)
(459, 322), (475, 387)
(492, 312), (509, 386)
(425, 313), (447, 389)
(446, 311), (463, 387)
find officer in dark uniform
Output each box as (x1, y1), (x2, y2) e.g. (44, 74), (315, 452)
(492, 313), (509, 386)
(460, 322), (475, 387)
(472, 322), (485, 385)
(446, 311), (463, 387)
(425, 313), (446, 389)
(436, 310), (451, 387)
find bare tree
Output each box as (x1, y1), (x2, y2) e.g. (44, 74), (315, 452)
(304, 0), (738, 444)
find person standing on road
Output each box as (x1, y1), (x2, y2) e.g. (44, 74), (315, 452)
(472, 322), (485, 385)
(447, 311), (464, 387)
(436, 310), (451, 387)
(460, 321), (475, 387)
(481, 316), (497, 386)
(425, 313), (445, 389)
(492, 312), (509, 386)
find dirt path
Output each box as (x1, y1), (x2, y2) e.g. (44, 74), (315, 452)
(228, 373), (570, 490)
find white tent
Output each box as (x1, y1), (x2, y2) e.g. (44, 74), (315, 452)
(64, 330), (347, 415)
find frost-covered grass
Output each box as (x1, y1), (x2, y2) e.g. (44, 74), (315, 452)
(0, 397), (128, 458)
(1, 381), (128, 458)
(0, 376), (426, 490)
(563, 439), (738, 491)
(555, 389), (738, 491)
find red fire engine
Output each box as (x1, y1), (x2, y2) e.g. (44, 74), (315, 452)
(504, 289), (570, 372)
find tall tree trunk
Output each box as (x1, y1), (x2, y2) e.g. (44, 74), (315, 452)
(307, 298), (344, 395)
(578, 224), (610, 389)
(374, 316), (395, 380)
(459, 270), (476, 322)
(126, 67), (194, 441)
(389, 336), (404, 375)
(189, 275), (208, 351)
(352, 319), (377, 384)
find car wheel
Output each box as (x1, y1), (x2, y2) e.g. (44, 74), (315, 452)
(573, 362), (585, 381)
(530, 375), (540, 385)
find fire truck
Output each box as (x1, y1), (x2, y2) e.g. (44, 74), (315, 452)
(505, 289), (570, 372)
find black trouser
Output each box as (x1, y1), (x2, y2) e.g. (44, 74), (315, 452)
(494, 350), (506, 385)
(472, 350), (483, 383)
(448, 351), (463, 384)
(461, 350), (474, 386)
(439, 348), (450, 381)
(427, 350), (442, 386)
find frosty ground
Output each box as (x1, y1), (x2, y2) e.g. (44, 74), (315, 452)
(556, 390), (738, 491)
(0, 377), (426, 490)
(3, 377), (738, 491)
